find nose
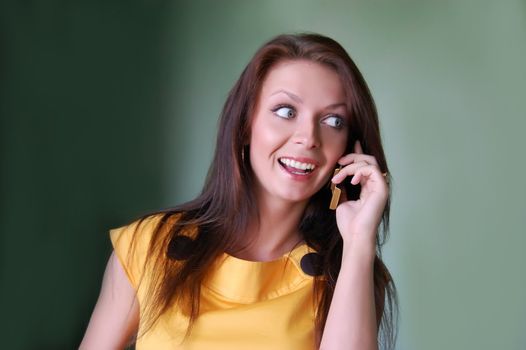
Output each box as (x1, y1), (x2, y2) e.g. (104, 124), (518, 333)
(292, 120), (320, 149)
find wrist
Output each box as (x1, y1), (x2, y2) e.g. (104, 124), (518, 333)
(342, 236), (377, 263)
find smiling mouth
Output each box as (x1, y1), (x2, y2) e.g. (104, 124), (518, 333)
(278, 157), (316, 175)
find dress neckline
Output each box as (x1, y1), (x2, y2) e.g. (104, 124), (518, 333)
(202, 242), (316, 303)
(223, 241), (309, 264)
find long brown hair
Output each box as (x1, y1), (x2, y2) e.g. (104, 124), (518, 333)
(130, 33), (398, 349)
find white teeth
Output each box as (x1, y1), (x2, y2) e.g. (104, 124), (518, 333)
(280, 158), (316, 171)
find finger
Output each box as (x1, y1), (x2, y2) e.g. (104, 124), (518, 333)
(331, 161), (370, 184)
(338, 153), (378, 166)
(354, 140), (364, 154)
(351, 165), (388, 186)
(332, 161), (386, 186)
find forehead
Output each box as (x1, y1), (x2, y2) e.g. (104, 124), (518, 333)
(259, 59), (346, 104)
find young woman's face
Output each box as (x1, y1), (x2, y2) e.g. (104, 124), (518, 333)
(249, 59), (349, 205)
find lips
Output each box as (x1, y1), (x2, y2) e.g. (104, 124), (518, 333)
(278, 157), (318, 175)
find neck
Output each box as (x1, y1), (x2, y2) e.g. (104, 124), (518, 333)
(236, 195), (308, 261)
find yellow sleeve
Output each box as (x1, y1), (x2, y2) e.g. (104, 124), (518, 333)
(109, 214), (164, 290)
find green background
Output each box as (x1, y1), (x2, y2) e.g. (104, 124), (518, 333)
(1, 1), (525, 349)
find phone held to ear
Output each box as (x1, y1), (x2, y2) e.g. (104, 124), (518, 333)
(329, 166), (343, 210)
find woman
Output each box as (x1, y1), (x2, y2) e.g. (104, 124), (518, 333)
(81, 33), (398, 350)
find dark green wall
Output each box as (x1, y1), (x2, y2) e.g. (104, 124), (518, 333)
(1, 2), (170, 348)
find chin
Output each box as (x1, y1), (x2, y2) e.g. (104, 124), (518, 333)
(278, 189), (317, 204)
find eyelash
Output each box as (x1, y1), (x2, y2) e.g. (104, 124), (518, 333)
(271, 104), (296, 119)
(270, 104), (346, 130)
(323, 115), (346, 129)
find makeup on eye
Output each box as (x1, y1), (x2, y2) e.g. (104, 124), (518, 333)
(271, 104), (296, 119)
(271, 104), (347, 130)
(322, 114), (346, 129)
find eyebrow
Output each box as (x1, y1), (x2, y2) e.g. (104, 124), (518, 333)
(325, 102), (347, 110)
(271, 89), (303, 103)
(270, 89), (347, 111)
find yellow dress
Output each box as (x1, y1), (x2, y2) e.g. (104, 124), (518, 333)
(110, 215), (319, 350)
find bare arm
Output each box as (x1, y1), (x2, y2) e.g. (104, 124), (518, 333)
(319, 241), (378, 350)
(321, 140), (390, 349)
(80, 252), (139, 350)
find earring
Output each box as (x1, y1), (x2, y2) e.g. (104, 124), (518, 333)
(242, 145), (249, 162)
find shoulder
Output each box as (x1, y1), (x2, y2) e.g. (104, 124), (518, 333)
(110, 214), (161, 252)
(110, 212), (187, 249)
(109, 212), (185, 288)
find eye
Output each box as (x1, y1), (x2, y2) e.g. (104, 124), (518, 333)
(323, 115), (345, 129)
(272, 105), (296, 119)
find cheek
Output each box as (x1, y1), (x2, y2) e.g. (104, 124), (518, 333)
(322, 131), (348, 161)
(250, 118), (287, 152)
